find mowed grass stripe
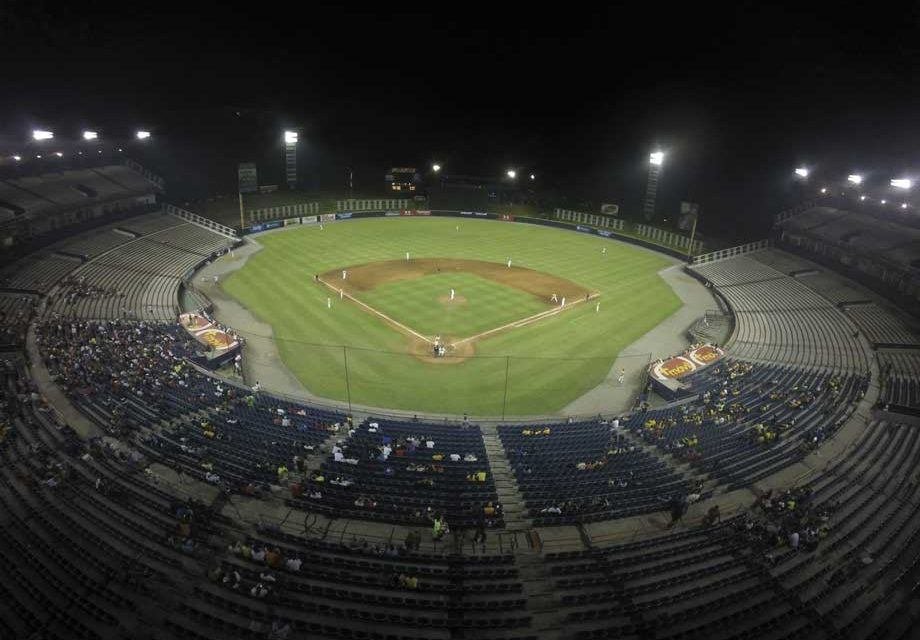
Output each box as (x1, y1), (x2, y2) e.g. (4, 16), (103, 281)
(356, 272), (548, 338)
(222, 218), (681, 415)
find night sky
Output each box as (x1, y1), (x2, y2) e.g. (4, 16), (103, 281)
(3, 2), (920, 240)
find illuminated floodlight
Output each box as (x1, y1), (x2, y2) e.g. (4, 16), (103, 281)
(820, 187), (827, 194)
(32, 130), (53, 141)
(11, 155), (21, 161)
(847, 174), (863, 185)
(859, 195), (867, 201)
(54, 151), (63, 157)
(82, 130), (98, 141)
(530, 173), (535, 180)
(117, 148), (123, 152)
(35, 154), (42, 159)
(794, 167), (809, 178)
(135, 130), (151, 140)
(432, 163), (441, 173)
(284, 130), (298, 144)
(891, 178), (913, 190)
(97, 149), (103, 154)
(902, 203), (909, 210)
(506, 169), (517, 179)
(649, 151), (664, 166)
(881, 199), (887, 205)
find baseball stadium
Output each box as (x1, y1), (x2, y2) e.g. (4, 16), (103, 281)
(3, 5), (920, 638)
(1, 149), (919, 640)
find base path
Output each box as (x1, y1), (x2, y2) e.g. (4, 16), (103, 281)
(317, 276), (433, 344)
(318, 269), (598, 357)
(320, 258), (591, 300)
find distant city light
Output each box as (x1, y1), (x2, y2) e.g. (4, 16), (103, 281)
(506, 170), (517, 179)
(135, 130), (151, 140)
(284, 130), (298, 144)
(82, 130), (98, 141)
(794, 167), (809, 178)
(847, 174), (863, 185)
(432, 163), (441, 173)
(891, 178), (913, 190)
(649, 151), (664, 166)
(32, 130), (53, 141)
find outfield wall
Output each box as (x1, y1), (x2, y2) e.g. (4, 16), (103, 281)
(241, 209), (695, 260)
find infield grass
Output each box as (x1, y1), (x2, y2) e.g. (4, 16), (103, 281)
(356, 272), (548, 338)
(221, 217), (681, 415)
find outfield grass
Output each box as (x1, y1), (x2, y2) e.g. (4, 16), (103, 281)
(356, 272), (548, 338)
(220, 217), (682, 415)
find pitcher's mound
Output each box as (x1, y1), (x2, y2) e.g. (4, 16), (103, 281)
(437, 294), (468, 306)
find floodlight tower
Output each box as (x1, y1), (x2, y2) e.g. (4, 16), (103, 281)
(644, 150), (664, 221)
(283, 130), (298, 188)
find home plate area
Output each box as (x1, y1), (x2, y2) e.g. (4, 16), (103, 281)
(318, 258), (597, 363)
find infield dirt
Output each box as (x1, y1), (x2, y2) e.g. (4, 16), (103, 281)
(318, 258), (595, 364)
(319, 258), (591, 301)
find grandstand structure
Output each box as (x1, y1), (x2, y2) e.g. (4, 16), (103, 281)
(3, 177), (920, 639)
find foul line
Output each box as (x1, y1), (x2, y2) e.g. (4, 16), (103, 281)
(319, 277), (599, 349)
(451, 293), (600, 347)
(318, 277), (433, 344)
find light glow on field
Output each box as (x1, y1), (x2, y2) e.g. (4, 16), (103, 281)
(220, 217), (681, 415)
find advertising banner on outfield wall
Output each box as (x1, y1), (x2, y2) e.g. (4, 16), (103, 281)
(337, 213), (353, 219)
(283, 217), (300, 227)
(302, 215), (319, 225)
(385, 211), (401, 217)
(500, 214), (515, 221)
(400, 210), (430, 216)
(321, 214), (336, 222)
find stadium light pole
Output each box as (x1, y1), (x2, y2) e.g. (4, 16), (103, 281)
(32, 130), (53, 141)
(432, 163), (441, 173)
(794, 167), (809, 179)
(136, 130), (151, 140)
(644, 151), (664, 221)
(82, 130), (98, 141)
(283, 130), (298, 188)
(506, 169), (517, 179)
(891, 178), (912, 190)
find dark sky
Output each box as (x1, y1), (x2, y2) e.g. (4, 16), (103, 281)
(3, 1), (920, 240)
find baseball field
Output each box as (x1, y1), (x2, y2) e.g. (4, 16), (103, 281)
(220, 217), (682, 416)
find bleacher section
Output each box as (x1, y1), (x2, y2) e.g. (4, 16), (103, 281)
(293, 418), (503, 528)
(0, 252), (82, 292)
(690, 254), (871, 371)
(499, 421), (685, 525)
(879, 350), (920, 409)
(629, 360), (865, 489)
(43, 217), (233, 321)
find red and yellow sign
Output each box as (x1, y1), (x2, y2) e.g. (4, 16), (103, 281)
(648, 344), (724, 383)
(178, 312), (239, 354)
